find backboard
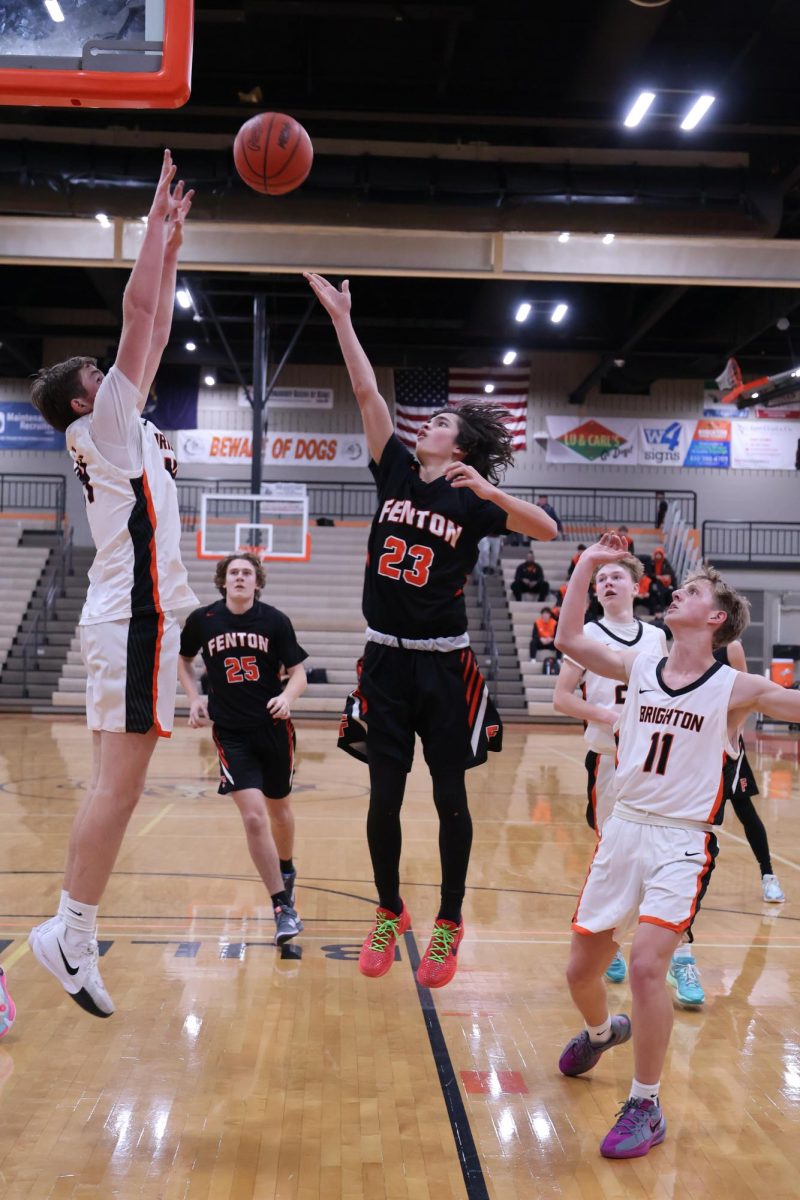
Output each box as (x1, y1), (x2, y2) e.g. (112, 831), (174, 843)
(197, 486), (311, 563)
(0, 0), (193, 109)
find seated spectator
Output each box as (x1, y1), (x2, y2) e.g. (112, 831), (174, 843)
(567, 544), (587, 579)
(512, 551), (550, 602)
(634, 571), (659, 616)
(530, 606), (559, 659)
(651, 545), (674, 607)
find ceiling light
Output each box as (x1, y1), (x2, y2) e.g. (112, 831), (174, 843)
(750, 392), (759, 399)
(502, 350), (517, 365)
(95, 213), (111, 228)
(185, 341), (197, 352)
(557, 232), (570, 244)
(680, 94), (715, 131)
(44, 0), (65, 21)
(623, 91), (656, 128)
(204, 373), (217, 387)
(551, 304), (568, 324)
(515, 302), (532, 323)
(176, 288), (193, 309)
(602, 233), (615, 244)
(484, 383), (495, 394)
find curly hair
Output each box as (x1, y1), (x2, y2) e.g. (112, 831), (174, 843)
(439, 401), (516, 485)
(213, 552), (266, 597)
(681, 566), (750, 648)
(30, 356), (97, 432)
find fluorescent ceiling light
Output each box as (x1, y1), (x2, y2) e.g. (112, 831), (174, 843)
(176, 288), (193, 309)
(624, 91), (656, 128)
(680, 94), (715, 131)
(557, 232), (570, 243)
(750, 392), (759, 399)
(484, 383), (495, 394)
(95, 213), (111, 228)
(551, 304), (568, 324)
(602, 233), (615, 245)
(515, 302), (532, 323)
(185, 341), (197, 352)
(204, 374), (217, 387)
(502, 350), (517, 365)
(44, 0), (65, 21)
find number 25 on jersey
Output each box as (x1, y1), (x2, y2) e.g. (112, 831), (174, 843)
(377, 535), (433, 588)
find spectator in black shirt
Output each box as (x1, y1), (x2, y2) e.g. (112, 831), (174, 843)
(512, 551), (550, 602)
(537, 494), (563, 538)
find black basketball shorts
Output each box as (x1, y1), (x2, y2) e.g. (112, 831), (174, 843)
(213, 719), (296, 799)
(722, 738), (759, 802)
(338, 641), (503, 773)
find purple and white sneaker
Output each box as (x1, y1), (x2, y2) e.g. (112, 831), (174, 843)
(0, 967), (16, 1038)
(600, 1098), (666, 1158)
(558, 1014), (631, 1076)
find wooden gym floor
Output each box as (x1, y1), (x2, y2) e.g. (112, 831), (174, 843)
(0, 714), (798, 1199)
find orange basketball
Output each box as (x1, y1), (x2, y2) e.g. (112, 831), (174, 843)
(233, 112), (313, 196)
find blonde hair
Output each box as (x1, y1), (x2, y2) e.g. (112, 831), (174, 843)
(682, 565), (750, 648)
(592, 553), (644, 587)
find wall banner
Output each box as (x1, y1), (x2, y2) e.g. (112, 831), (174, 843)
(730, 421), (799, 470)
(683, 419), (731, 469)
(545, 416), (639, 465)
(638, 419), (690, 468)
(177, 429), (367, 468)
(0, 403), (65, 450)
(237, 387), (334, 409)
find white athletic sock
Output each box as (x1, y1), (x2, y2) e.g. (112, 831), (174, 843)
(586, 1015), (612, 1045)
(57, 889), (69, 919)
(672, 943), (693, 963)
(63, 899), (98, 940)
(630, 1077), (660, 1104)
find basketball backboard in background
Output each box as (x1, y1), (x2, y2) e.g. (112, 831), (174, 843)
(0, 0), (193, 108)
(198, 487), (311, 563)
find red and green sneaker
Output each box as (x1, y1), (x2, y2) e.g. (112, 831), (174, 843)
(416, 919), (464, 989)
(358, 903), (411, 978)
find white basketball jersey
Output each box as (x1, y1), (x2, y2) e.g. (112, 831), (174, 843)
(67, 368), (197, 626)
(580, 619), (668, 754)
(614, 652), (738, 825)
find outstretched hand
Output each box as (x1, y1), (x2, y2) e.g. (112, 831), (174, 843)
(443, 461), (495, 500)
(304, 272), (352, 321)
(583, 530), (630, 565)
(148, 149), (178, 222)
(166, 181), (195, 253)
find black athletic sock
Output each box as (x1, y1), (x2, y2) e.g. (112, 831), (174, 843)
(271, 890), (291, 909)
(432, 769), (471, 926)
(730, 793), (773, 876)
(366, 753), (408, 913)
(279, 859), (295, 875)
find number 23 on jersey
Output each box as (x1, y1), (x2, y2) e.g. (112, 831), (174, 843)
(377, 535), (434, 588)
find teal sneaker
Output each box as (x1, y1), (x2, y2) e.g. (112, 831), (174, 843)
(605, 950), (627, 984)
(667, 955), (704, 1007)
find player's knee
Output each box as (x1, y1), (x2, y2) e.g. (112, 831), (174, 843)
(565, 949), (594, 990)
(241, 808), (268, 839)
(628, 949), (666, 993)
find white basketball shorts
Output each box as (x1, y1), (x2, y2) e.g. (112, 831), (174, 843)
(572, 813), (718, 939)
(80, 612), (180, 736)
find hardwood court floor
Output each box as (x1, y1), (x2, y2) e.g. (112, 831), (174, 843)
(0, 714), (799, 1200)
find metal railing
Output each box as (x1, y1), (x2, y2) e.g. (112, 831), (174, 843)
(0, 474), (66, 530)
(662, 503), (702, 582)
(19, 527), (74, 698)
(176, 479), (696, 532)
(702, 521), (800, 569)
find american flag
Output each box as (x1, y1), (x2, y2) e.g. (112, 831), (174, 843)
(393, 366), (529, 453)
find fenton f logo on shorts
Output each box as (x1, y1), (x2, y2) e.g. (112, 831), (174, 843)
(556, 419), (629, 462)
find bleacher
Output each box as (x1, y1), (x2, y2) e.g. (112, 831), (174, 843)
(0, 523), (50, 673)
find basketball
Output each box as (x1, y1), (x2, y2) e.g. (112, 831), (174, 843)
(233, 112), (313, 196)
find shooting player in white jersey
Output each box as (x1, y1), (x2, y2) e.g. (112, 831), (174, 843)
(553, 555), (667, 987)
(554, 533), (800, 1160)
(28, 152), (197, 1019)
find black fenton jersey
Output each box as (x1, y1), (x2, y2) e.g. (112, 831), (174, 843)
(179, 599), (307, 729)
(363, 434), (508, 639)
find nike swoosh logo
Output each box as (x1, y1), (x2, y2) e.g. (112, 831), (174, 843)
(67, 908), (83, 917)
(639, 689), (656, 694)
(684, 851), (701, 857)
(57, 941), (80, 976)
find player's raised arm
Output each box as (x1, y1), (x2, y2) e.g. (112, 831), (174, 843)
(443, 462), (557, 541)
(138, 181), (195, 408)
(729, 670), (800, 729)
(304, 272), (394, 463)
(114, 150), (178, 395)
(554, 535), (633, 682)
